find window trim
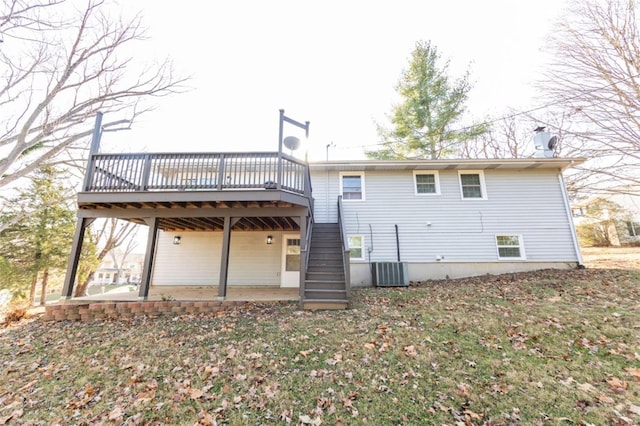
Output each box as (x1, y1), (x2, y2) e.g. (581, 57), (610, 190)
(348, 235), (365, 261)
(495, 234), (526, 260)
(413, 171), (441, 196)
(340, 172), (366, 201)
(458, 170), (488, 200)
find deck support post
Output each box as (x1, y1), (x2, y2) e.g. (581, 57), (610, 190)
(81, 112), (103, 192)
(61, 217), (94, 299)
(298, 214), (307, 306)
(218, 216), (232, 300)
(138, 217), (159, 300)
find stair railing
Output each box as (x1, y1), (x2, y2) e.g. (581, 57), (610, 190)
(337, 196), (351, 303)
(299, 165), (314, 305)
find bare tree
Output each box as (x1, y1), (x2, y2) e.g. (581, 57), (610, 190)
(0, 0), (187, 189)
(108, 235), (138, 284)
(74, 218), (139, 297)
(459, 111), (533, 159)
(540, 0), (640, 195)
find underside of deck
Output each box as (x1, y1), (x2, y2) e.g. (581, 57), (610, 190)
(77, 191), (310, 231)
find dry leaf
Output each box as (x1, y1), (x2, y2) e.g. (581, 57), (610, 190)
(298, 414), (322, 425)
(607, 377), (628, 393)
(402, 345), (418, 357)
(464, 409), (482, 420)
(108, 406), (124, 421)
(577, 382), (597, 394)
(597, 394), (615, 405)
(625, 367), (640, 381)
(189, 388), (204, 400)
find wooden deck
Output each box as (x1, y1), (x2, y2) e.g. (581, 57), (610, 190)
(67, 285), (299, 303)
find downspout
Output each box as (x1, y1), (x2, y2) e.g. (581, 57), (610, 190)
(368, 224), (374, 281)
(558, 172), (584, 267)
(395, 224), (400, 262)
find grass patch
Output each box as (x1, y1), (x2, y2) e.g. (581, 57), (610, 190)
(1, 269), (639, 424)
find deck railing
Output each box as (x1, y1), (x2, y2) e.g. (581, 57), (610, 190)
(337, 195), (351, 303)
(84, 152), (309, 196)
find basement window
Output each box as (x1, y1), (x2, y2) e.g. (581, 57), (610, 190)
(495, 235), (525, 260)
(628, 221), (640, 237)
(348, 235), (364, 260)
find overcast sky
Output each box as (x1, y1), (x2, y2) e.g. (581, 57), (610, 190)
(112, 0), (568, 160)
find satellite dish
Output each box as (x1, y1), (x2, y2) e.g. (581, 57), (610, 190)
(283, 136), (301, 151)
(533, 131), (558, 158)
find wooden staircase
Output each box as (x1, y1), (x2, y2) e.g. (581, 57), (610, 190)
(302, 223), (349, 310)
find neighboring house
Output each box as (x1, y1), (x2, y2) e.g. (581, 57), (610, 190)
(91, 252), (144, 285)
(572, 190), (640, 246)
(61, 113), (584, 309)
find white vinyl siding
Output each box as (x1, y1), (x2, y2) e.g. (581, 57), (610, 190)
(340, 172), (365, 201)
(459, 170), (487, 200)
(312, 168), (578, 264)
(414, 171), (440, 195)
(496, 235), (525, 259)
(310, 170), (339, 223)
(152, 231), (282, 286)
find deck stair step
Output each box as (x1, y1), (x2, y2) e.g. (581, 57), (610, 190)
(306, 271), (344, 280)
(304, 289), (347, 299)
(302, 299), (349, 311)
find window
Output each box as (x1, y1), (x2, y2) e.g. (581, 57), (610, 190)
(340, 173), (365, 200)
(459, 171), (487, 199)
(627, 221), (640, 237)
(414, 171), (440, 195)
(495, 235), (525, 260)
(348, 235), (364, 260)
(285, 238), (301, 271)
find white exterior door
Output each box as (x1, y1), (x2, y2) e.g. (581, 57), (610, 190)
(281, 235), (301, 288)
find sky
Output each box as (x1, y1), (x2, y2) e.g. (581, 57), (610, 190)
(111, 0), (569, 161)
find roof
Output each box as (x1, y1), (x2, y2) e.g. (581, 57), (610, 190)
(309, 157), (585, 172)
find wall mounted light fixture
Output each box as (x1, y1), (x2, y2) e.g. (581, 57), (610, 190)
(266, 235), (273, 245)
(173, 236), (182, 245)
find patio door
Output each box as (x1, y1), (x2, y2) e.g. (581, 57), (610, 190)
(281, 235), (300, 288)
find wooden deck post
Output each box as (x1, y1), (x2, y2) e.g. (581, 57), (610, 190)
(61, 217), (94, 299)
(218, 216), (232, 300)
(138, 217), (159, 300)
(81, 112), (103, 192)
(277, 109), (284, 191)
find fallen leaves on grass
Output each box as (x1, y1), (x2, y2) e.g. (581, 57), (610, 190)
(0, 269), (639, 424)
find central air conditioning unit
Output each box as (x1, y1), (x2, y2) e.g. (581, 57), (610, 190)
(372, 262), (409, 287)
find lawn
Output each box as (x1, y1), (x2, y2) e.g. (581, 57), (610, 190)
(1, 267), (639, 425)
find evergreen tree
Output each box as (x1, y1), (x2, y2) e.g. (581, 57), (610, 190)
(0, 167), (78, 304)
(368, 41), (487, 160)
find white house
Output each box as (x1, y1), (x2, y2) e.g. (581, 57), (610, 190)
(148, 158), (584, 291)
(61, 112), (584, 309)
